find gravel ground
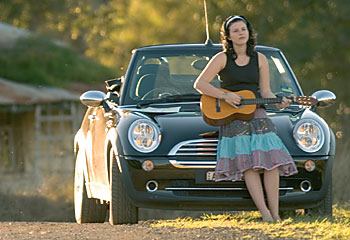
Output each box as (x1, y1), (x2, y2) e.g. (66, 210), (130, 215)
(0, 194), (274, 240)
(0, 221), (274, 240)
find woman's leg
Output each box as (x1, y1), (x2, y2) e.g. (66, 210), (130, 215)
(263, 168), (281, 221)
(243, 169), (273, 221)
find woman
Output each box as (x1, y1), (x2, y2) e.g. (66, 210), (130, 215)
(194, 15), (298, 222)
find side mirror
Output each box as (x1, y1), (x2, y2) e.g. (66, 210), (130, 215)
(311, 90), (336, 108)
(80, 90), (106, 107)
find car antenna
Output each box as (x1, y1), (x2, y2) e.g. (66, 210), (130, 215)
(203, 0), (213, 46)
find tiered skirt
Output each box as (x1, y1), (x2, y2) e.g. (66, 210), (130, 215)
(215, 108), (298, 182)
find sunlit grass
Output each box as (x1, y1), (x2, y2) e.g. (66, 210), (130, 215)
(151, 204), (350, 239)
(0, 36), (115, 87)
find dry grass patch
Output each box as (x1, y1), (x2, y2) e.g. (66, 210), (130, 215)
(151, 204), (350, 239)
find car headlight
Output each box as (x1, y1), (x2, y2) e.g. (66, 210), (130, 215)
(293, 119), (324, 153)
(128, 119), (161, 153)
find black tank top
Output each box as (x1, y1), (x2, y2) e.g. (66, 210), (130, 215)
(218, 51), (261, 98)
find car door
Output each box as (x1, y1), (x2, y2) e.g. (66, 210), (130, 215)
(85, 106), (109, 191)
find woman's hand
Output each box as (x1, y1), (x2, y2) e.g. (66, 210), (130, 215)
(222, 92), (242, 109)
(276, 95), (293, 109)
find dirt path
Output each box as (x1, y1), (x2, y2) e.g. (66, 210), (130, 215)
(0, 194), (283, 239)
(0, 221), (274, 240)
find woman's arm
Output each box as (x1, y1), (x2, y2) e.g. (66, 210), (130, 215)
(258, 52), (291, 108)
(194, 52), (226, 98)
(194, 52), (242, 108)
(258, 52), (275, 98)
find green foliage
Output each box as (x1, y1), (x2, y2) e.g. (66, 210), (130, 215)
(0, 36), (115, 87)
(1, 0), (348, 97)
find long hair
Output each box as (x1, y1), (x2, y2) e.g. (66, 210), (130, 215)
(220, 15), (257, 59)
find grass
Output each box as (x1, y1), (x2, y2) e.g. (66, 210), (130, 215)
(151, 204), (350, 239)
(0, 36), (115, 87)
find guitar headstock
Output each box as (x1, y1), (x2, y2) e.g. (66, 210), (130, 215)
(294, 96), (318, 107)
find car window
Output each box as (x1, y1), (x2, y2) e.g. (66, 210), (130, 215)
(125, 49), (299, 103)
(262, 51), (299, 96)
(128, 53), (220, 101)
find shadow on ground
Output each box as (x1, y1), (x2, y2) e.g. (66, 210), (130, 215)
(0, 193), (75, 222)
(0, 193), (226, 222)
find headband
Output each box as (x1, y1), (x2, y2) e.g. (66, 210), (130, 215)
(225, 16), (247, 30)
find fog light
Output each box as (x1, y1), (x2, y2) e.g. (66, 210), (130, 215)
(146, 180), (158, 192)
(142, 160), (154, 171)
(304, 160), (316, 172)
(300, 180), (312, 192)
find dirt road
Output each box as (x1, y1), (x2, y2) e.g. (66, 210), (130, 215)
(0, 221), (273, 240)
(0, 194), (275, 239)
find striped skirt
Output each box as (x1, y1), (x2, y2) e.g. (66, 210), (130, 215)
(215, 108), (298, 182)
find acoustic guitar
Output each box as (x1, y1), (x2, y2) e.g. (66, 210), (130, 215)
(200, 89), (318, 126)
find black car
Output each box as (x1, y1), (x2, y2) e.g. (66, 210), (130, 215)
(73, 42), (336, 225)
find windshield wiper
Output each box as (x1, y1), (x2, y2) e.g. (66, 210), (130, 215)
(265, 104), (305, 114)
(136, 93), (201, 108)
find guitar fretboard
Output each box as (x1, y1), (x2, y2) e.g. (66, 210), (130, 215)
(241, 97), (283, 105)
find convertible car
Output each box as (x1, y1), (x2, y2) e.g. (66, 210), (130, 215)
(73, 41), (336, 225)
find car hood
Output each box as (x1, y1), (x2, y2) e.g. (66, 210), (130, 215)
(119, 104), (332, 157)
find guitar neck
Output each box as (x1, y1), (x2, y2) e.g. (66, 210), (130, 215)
(241, 97), (284, 105)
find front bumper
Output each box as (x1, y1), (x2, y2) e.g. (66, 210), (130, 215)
(119, 155), (333, 211)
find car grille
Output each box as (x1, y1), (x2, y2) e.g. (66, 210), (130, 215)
(164, 180), (293, 197)
(168, 139), (217, 168)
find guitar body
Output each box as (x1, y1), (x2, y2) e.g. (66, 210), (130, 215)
(200, 89), (257, 126)
(200, 89), (317, 126)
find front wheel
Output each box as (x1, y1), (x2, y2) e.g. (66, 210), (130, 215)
(74, 148), (107, 223)
(109, 149), (138, 225)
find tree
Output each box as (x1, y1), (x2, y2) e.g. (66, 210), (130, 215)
(1, 0), (349, 137)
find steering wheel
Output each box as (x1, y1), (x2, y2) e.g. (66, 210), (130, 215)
(141, 87), (180, 100)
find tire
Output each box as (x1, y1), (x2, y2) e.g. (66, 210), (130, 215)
(305, 180), (333, 217)
(74, 148), (108, 224)
(109, 149), (138, 225)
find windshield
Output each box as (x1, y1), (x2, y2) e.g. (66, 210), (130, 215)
(123, 49), (300, 105)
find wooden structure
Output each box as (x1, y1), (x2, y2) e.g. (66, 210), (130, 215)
(0, 77), (84, 194)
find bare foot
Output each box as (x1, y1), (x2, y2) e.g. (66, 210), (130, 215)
(261, 212), (274, 222)
(272, 215), (281, 222)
